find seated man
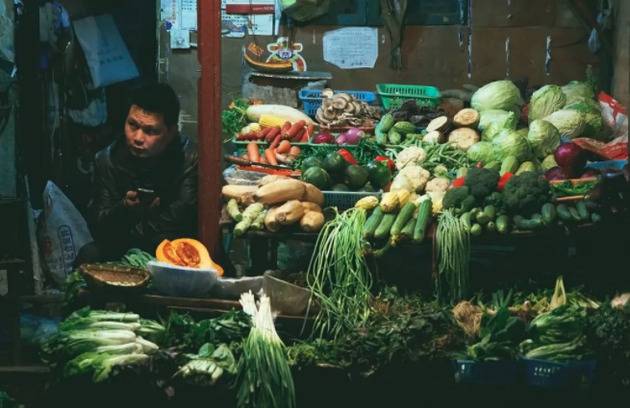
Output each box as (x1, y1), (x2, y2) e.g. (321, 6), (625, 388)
(79, 82), (198, 262)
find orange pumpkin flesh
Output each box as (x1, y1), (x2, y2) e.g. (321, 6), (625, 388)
(156, 238), (224, 276)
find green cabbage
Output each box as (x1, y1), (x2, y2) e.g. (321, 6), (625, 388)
(471, 80), (524, 112)
(478, 109), (518, 131)
(564, 99), (606, 139)
(482, 122), (510, 142)
(561, 81), (595, 105)
(467, 141), (494, 163)
(543, 109), (586, 139)
(528, 85), (566, 122)
(491, 128), (532, 162)
(527, 119), (561, 159)
(542, 155), (557, 171)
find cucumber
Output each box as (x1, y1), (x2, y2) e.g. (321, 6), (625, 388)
(413, 198), (433, 243)
(591, 213), (602, 223)
(496, 215), (510, 234)
(584, 200), (598, 211)
(387, 128), (402, 145)
(470, 223), (482, 236)
(393, 121), (416, 134)
(379, 113), (395, 132)
(541, 203), (557, 225)
(375, 124), (388, 145)
(576, 201), (589, 221)
(476, 212), (491, 225)
(486, 221), (497, 233)
(514, 215), (543, 230)
(469, 207), (482, 219)
(374, 213), (397, 240)
(460, 212), (472, 231)
(227, 199), (243, 222)
(483, 205), (496, 220)
(363, 207), (384, 239)
(556, 204), (572, 222)
(390, 202), (417, 238)
(568, 206), (581, 222)
(484, 161), (501, 171)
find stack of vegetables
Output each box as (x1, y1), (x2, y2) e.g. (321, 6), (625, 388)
(374, 100), (446, 146)
(222, 176), (326, 234)
(175, 343), (238, 386)
(314, 89), (380, 129)
(41, 308), (163, 383)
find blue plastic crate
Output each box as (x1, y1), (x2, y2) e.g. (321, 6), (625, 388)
(298, 89), (377, 118)
(453, 360), (521, 386)
(524, 358), (596, 388)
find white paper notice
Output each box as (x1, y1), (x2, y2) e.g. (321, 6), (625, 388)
(180, 0), (197, 30)
(170, 28), (190, 49)
(323, 27), (378, 69)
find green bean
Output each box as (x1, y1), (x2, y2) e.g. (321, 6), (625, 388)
(436, 209), (471, 304)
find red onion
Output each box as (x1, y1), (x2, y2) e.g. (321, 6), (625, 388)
(313, 132), (335, 144)
(336, 128), (365, 145)
(544, 166), (568, 181)
(554, 142), (587, 178)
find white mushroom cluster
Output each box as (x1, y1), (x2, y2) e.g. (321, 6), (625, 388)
(315, 89), (380, 128)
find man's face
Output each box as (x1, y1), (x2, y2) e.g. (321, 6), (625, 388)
(124, 105), (176, 158)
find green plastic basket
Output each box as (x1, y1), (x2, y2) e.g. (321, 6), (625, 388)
(376, 84), (441, 110)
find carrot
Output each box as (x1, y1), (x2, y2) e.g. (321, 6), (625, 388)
(293, 127), (306, 142)
(260, 127), (272, 139)
(281, 121), (292, 133)
(283, 120), (306, 140)
(303, 123), (315, 143)
(270, 134), (282, 149)
(237, 132), (254, 141)
(277, 140), (291, 154)
(289, 146), (301, 157)
(247, 142), (260, 163)
(265, 126), (281, 143)
(259, 156), (268, 164)
(264, 148), (278, 166)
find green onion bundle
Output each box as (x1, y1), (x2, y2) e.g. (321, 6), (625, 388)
(306, 208), (373, 339)
(436, 209), (471, 304)
(236, 293), (296, 408)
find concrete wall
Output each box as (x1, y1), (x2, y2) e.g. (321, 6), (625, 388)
(613, 0), (629, 107)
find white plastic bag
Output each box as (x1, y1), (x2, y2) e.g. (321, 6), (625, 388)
(38, 181), (93, 287)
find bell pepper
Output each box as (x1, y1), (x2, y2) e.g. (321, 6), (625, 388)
(337, 148), (358, 165)
(497, 172), (513, 191)
(451, 177), (466, 188)
(375, 155), (395, 171)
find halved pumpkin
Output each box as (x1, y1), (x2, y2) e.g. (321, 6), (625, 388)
(156, 238), (224, 276)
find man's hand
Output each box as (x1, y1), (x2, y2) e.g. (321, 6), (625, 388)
(123, 191), (141, 207)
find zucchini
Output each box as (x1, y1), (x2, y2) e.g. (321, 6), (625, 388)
(226, 199), (243, 222)
(576, 201), (589, 221)
(486, 221), (497, 233)
(413, 198), (433, 243)
(568, 206), (581, 222)
(375, 213), (397, 240)
(496, 215), (510, 234)
(483, 205), (496, 220)
(470, 223), (482, 236)
(387, 128), (402, 145)
(379, 113), (395, 132)
(556, 204), (572, 222)
(390, 202), (417, 238)
(541, 203), (557, 225)
(375, 124), (388, 145)
(363, 207), (384, 239)
(469, 207), (482, 219)
(400, 217), (417, 241)
(460, 212), (472, 231)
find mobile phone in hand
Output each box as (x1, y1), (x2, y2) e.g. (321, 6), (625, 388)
(137, 188), (156, 204)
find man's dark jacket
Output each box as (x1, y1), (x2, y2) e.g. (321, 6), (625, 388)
(88, 135), (198, 258)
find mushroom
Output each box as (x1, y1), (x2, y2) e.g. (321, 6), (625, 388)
(321, 88), (334, 99)
(351, 101), (363, 114)
(316, 108), (330, 124)
(332, 97), (348, 110)
(335, 93), (353, 102)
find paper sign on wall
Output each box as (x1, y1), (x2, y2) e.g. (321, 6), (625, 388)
(73, 14), (139, 88)
(323, 27), (378, 70)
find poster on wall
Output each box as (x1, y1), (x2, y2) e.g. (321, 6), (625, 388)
(323, 27), (378, 69)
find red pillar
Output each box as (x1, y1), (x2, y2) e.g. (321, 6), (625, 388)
(197, 2), (222, 253)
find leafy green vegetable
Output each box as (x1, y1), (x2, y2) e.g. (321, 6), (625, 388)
(562, 80), (596, 105)
(528, 119), (561, 159)
(528, 85), (566, 122)
(478, 109), (518, 132)
(467, 141), (494, 164)
(222, 99), (250, 141)
(544, 109), (586, 139)
(471, 80), (524, 112)
(491, 128), (533, 162)
(465, 306), (526, 361)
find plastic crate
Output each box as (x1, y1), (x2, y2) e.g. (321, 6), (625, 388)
(323, 190), (381, 210)
(376, 83), (441, 110)
(298, 89), (377, 118)
(453, 360), (521, 386)
(524, 359), (596, 388)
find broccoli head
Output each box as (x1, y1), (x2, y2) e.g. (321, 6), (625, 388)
(502, 172), (550, 215)
(464, 167), (500, 200)
(443, 186), (475, 214)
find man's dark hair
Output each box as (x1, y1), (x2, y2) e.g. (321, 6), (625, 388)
(128, 82), (180, 128)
